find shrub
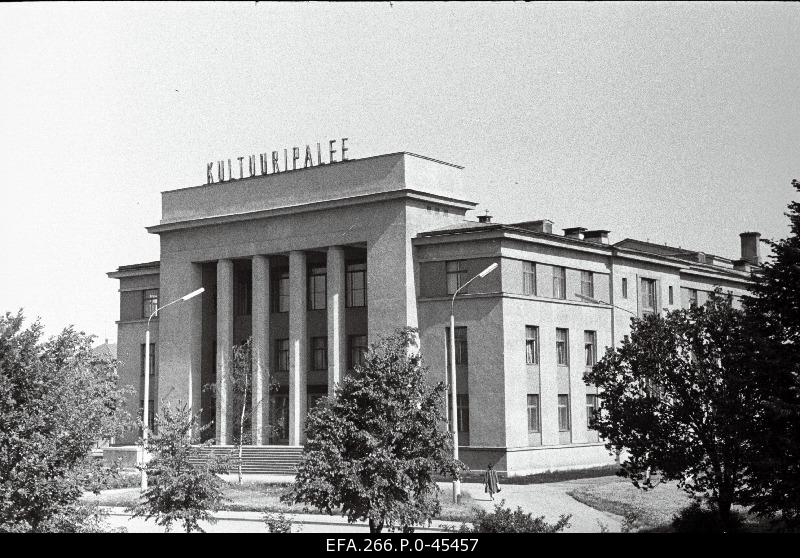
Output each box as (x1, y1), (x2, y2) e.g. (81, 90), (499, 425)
(263, 512), (293, 533)
(454, 500), (571, 533)
(671, 501), (745, 533)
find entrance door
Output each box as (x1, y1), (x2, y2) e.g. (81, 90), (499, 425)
(269, 394), (289, 445)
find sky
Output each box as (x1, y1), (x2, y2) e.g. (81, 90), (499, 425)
(1, 1), (798, 340)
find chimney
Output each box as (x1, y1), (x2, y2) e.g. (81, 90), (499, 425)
(583, 230), (610, 245)
(563, 227), (587, 240)
(512, 219), (553, 234)
(478, 211), (492, 224)
(740, 232), (761, 265)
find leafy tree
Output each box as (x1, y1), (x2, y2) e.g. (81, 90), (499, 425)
(585, 293), (755, 532)
(452, 500), (571, 533)
(742, 179), (800, 526)
(0, 310), (131, 532)
(282, 327), (464, 533)
(129, 402), (229, 533)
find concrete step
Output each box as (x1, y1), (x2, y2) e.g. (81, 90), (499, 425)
(188, 445), (304, 475)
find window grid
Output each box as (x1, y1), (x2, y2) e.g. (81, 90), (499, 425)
(273, 271), (289, 313)
(457, 394), (469, 433)
(345, 262), (367, 307)
(689, 289), (698, 307)
(586, 394), (599, 429)
(584, 331), (597, 367)
(668, 285), (674, 305)
(553, 266), (566, 299)
(349, 335), (368, 369)
(558, 394), (571, 431)
(446, 261), (468, 295)
(527, 394), (540, 433)
(311, 336), (327, 370)
(275, 338), (289, 372)
(140, 343), (156, 378)
(556, 328), (569, 366)
(622, 278), (628, 299)
(142, 289), (159, 318)
(523, 261), (536, 295)
(580, 271), (594, 299)
(308, 266), (327, 310)
(641, 278), (657, 313)
(525, 326), (539, 365)
(446, 327), (468, 366)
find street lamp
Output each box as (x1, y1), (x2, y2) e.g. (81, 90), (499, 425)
(140, 286), (205, 492)
(449, 262), (498, 503)
(574, 292), (637, 316)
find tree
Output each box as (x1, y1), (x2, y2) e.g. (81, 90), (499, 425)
(742, 179), (800, 527)
(0, 310), (131, 532)
(281, 327), (464, 533)
(129, 402), (229, 533)
(231, 337), (253, 485)
(585, 293), (755, 532)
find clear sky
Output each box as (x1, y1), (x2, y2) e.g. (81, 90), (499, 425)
(1, 2), (798, 340)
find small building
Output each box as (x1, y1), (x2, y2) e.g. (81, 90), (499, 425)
(108, 151), (757, 475)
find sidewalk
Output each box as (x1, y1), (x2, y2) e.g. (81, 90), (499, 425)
(100, 507), (463, 533)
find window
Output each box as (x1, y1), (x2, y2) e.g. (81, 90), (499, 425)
(523, 261), (536, 295)
(308, 266), (327, 310)
(457, 394), (469, 432)
(556, 328), (569, 366)
(269, 395), (289, 442)
(727, 291), (734, 305)
(580, 271), (594, 299)
(668, 285), (674, 305)
(142, 289), (159, 318)
(689, 289), (698, 307)
(446, 261), (468, 295)
(275, 338), (289, 372)
(622, 278), (628, 299)
(308, 393), (325, 410)
(446, 327), (468, 366)
(558, 394), (571, 431)
(584, 331), (597, 367)
(527, 394), (540, 433)
(348, 335), (368, 369)
(553, 266), (566, 299)
(525, 326), (539, 364)
(641, 278), (657, 313)
(345, 262), (366, 307)
(311, 336), (327, 370)
(273, 270), (289, 313)
(140, 399), (155, 431)
(140, 343), (156, 378)
(235, 279), (251, 316)
(586, 394), (599, 428)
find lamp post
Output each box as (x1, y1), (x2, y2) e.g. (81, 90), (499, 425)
(140, 286), (205, 492)
(449, 262), (498, 503)
(574, 292), (637, 316)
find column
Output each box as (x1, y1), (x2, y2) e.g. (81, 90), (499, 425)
(252, 255), (270, 445)
(326, 246), (346, 398)
(189, 263), (203, 416)
(288, 250), (307, 446)
(216, 259), (234, 444)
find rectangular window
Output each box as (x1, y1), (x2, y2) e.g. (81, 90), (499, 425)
(311, 336), (327, 371)
(269, 395), (289, 442)
(558, 394), (571, 431)
(553, 266), (566, 299)
(235, 279), (251, 316)
(445, 326), (468, 366)
(345, 262), (367, 307)
(142, 289), (159, 318)
(641, 278), (657, 313)
(446, 260), (468, 295)
(527, 394), (540, 433)
(525, 326), (539, 365)
(556, 328), (569, 366)
(275, 338), (289, 372)
(140, 343), (156, 377)
(669, 285), (674, 305)
(457, 394), (469, 433)
(308, 266), (327, 310)
(140, 399), (155, 431)
(622, 277), (628, 299)
(348, 335), (368, 369)
(580, 271), (594, 299)
(523, 261), (537, 295)
(584, 331), (597, 367)
(586, 394), (599, 428)
(273, 270), (289, 313)
(689, 289), (698, 307)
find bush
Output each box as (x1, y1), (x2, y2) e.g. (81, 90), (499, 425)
(454, 500), (571, 533)
(671, 501), (745, 533)
(263, 512), (293, 533)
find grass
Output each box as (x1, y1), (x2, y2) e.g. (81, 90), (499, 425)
(82, 480), (478, 522)
(435, 464), (622, 485)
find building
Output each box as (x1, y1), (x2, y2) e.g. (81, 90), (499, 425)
(108, 151), (758, 475)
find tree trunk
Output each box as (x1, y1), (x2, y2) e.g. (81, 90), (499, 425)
(717, 497), (733, 533)
(369, 518), (384, 533)
(238, 381), (248, 485)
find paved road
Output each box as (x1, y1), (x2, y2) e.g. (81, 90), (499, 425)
(100, 507), (462, 533)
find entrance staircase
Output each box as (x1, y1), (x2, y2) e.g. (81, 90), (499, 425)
(189, 445), (303, 475)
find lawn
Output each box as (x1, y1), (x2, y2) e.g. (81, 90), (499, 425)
(435, 464), (622, 485)
(82, 480), (478, 523)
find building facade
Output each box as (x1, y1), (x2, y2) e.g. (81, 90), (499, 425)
(109, 151), (759, 475)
